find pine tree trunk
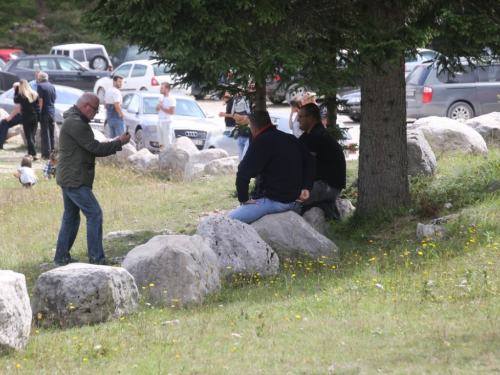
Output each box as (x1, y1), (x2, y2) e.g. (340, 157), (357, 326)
(356, 2), (410, 216)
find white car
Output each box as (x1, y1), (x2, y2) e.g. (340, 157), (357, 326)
(99, 91), (223, 152)
(50, 43), (113, 72)
(93, 59), (190, 103)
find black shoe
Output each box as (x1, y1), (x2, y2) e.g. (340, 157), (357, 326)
(32, 157), (39, 162)
(54, 258), (79, 266)
(90, 257), (118, 266)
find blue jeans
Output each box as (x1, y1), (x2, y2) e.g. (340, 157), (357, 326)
(55, 186), (105, 264)
(107, 118), (125, 138)
(238, 136), (250, 161)
(227, 197), (297, 224)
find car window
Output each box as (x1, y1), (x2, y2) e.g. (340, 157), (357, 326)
(36, 58), (58, 71)
(406, 64), (433, 86)
(50, 50), (56, 55)
(153, 63), (171, 76)
(13, 59), (31, 70)
(58, 58), (84, 71)
(128, 94), (140, 112)
(475, 65), (500, 82)
(85, 48), (106, 60)
(143, 97), (160, 114)
(175, 99), (205, 117)
(131, 64), (147, 77)
(73, 50), (85, 62)
(122, 94), (133, 109)
(435, 66), (474, 84)
(63, 51), (69, 56)
(114, 64), (132, 78)
(421, 51), (437, 61)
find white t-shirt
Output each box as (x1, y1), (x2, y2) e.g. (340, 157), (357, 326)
(158, 95), (176, 121)
(18, 167), (37, 184)
(104, 87), (122, 119)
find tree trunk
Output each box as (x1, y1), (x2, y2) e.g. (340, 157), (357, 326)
(356, 3), (410, 216)
(254, 79), (267, 111)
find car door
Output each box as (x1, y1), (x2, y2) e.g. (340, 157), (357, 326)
(122, 93), (140, 134)
(56, 57), (100, 91)
(122, 63), (148, 92)
(34, 57), (65, 86)
(5, 58), (34, 80)
(475, 65), (500, 115)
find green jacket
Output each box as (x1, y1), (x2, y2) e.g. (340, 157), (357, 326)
(56, 105), (122, 189)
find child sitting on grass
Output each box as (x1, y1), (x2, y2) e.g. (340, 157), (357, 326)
(43, 151), (58, 180)
(13, 155), (38, 188)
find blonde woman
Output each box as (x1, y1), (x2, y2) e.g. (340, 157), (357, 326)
(14, 80), (40, 160)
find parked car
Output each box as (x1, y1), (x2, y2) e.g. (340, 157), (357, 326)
(0, 71), (20, 93)
(93, 60), (191, 104)
(405, 48), (438, 77)
(2, 55), (110, 91)
(103, 91), (222, 152)
(0, 49), (26, 63)
(110, 45), (155, 69)
(0, 84), (105, 128)
(50, 43), (113, 72)
(338, 90), (361, 121)
(0, 59), (5, 71)
(406, 60), (500, 120)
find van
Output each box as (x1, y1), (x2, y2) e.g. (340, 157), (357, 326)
(50, 43), (113, 72)
(406, 61), (500, 120)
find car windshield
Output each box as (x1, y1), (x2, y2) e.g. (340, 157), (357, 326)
(175, 98), (205, 117)
(55, 88), (82, 105)
(153, 63), (171, 76)
(143, 97), (161, 114)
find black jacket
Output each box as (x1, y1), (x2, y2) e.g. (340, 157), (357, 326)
(13, 88), (40, 120)
(235, 125), (316, 203)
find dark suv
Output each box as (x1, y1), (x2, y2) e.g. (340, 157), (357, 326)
(406, 61), (500, 120)
(3, 55), (109, 91)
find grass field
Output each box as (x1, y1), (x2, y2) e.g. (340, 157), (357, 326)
(1, 141), (500, 374)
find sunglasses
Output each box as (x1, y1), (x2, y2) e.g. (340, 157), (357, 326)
(87, 103), (100, 113)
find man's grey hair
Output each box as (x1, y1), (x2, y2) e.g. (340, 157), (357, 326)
(38, 71), (49, 81)
(76, 92), (99, 106)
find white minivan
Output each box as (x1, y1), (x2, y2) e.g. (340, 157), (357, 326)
(50, 43), (113, 72)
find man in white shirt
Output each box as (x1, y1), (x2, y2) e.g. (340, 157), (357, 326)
(104, 75), (125, 138)
(156, 82), (176, 148)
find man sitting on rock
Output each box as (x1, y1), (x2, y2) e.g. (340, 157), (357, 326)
(296, 103), (346, 219)
(227, 110), (316, 224)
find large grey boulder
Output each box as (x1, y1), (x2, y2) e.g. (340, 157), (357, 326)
(99, 143), (137, 165)
(159, 137), (199, 179)
(465, 112), (500, 142)
(251, 211), (339, 261)
(196, 215), (279, 279)
(20, 124), (60, 151)
(407, 129), (437, 176)
(127, 148), (159, 172)
(32, 264), (139, 327)
(0, 271), (31, 353)
(302, 207), (329, 235)
(204, 156), (239, 177)
(184, 149), (229, 182)
(121, 235), (220, 305)
(409, 116), (488, 157)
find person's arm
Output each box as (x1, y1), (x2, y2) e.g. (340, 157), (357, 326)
(114, 102), (125, 119)
(39, 98), (44, 112)
(300, 140), (317, 192)
(13, 170), (21, 178)
(6, 105), (21, 122)
(159, 105), (175, 115)
(219, 112), (233, 118)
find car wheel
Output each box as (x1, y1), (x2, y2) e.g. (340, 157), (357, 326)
(194, 95), (205, 100)
(349, 116), (361, 122)
(285, 84), (308, 103)
(140, 87), (148, 91)
(447, 102), (474, 121)
(89, 55), (109, 71)
(135, 128), (145, 151)
(97, 87), (106, 104)
(269, 97), (284, 104)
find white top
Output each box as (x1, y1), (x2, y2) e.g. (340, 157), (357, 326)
(158, 95), (176, 121)
(104, 87), (122, 105)
(231, 97), (250, 115)
(18, 167), (37, 184)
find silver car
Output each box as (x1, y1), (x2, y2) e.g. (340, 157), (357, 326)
(111, 91), (223, 152)
(406, 61), (500, 120)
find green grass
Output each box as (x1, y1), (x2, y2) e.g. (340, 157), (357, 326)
(1, 148), (500, 374)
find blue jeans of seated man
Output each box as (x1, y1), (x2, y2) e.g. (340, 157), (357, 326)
(55, 186), (105, 264)
(0, 113), (23, 148)
(227, 197), (297, 224)
(107, 117), (125, 139)
(238, 136), (250, 161)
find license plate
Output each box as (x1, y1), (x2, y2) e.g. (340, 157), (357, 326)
(406, 90), (415, 97)
(192, 140), (204, 145)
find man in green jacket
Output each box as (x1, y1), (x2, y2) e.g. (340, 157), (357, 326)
(54, 93), (131, 266)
